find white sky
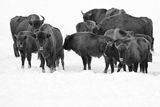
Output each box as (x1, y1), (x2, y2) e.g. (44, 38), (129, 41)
(0, 0), (160, 54)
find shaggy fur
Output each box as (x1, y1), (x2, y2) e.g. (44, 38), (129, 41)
(15, 31), (38, 68)
(34, 24), (64, 73)
(63, 32), (112, 72)
(10, 14), (45, 57)
(116, 37), (151, 73)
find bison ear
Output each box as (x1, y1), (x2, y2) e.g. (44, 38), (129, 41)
(81, 11), (84, 16)
(46, 34), (51, 38)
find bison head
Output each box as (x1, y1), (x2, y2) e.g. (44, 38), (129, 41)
(82, 9), (107, 24)
(28, 15), (45, 31)
(33, 31), (51, 58)
(63, 35), (73, 51)
(81, 11), (93, 22)
(116, 39), (131, 62)
(15, 32), (27, 50)
(102, 38), (120, 61)
(15, 31), (35, 51)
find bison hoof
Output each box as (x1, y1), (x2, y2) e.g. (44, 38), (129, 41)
(42, 69), (45, 73)
(21, 65), (24, 69)
(15, 54), (20, 57)
(28, 65), (31, 68)
(50, 68), (56, 73)
(40, 64), (42, 67)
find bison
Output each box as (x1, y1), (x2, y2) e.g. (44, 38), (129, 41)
(103, 39), (121, 73)
(15, 31), (38, 68)
(104, 28), (152, 73)
(76, 20), (97, 33)
(82, 8), (125, 25)
(33, 24), (64, 73)
(115, 36), (151, 73)
(93, 12), (154, 50)
(63, 32), (114, 72)
(105, 28), (153, 62)
(10, 14), (45, 57)
(81, 8), (107, 24)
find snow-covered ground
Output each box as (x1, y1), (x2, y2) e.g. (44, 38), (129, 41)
(1, 28), (160, 107)
(1, 0), (160, 107)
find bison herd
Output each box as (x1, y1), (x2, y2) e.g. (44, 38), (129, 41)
(10, 8), (154, 73)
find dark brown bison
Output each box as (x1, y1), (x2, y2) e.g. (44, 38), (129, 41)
(104, 28), (152, 73)
(82, 8), (125, 25)
(115, 36), (151, 73)
(81, 8), (107, 24)
(10, 14), (45, 57)
(93, 13), (154, 50)
(105, 28), (153, 62)
(15, 31), (38, 68)
(63, 32), (114, 72)
(33, 24), (64, 73)
(76, 20), (97, 32)
(105, 28), (153, 50)
(103, 39), (120, 73)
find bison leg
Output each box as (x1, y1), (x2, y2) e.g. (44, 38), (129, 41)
(140, 63), (144, 73)
(144, 61), (148, 73)
(140, 58), (148, 73)
(27, 52), (32, 68)
(60, 49), (65, 70)
(81, 56), (87, 70)
(61, 57), (65, 70)
(13, 43), (20, 57)
(123, 65), (126, 71)
(128, 65), (133, 72)
(148, 52), (152, 62)
(87, 56), (92, 70)
(50, 55), (56, 73)
(109, 58), (114, 73)
(133, 63), (138, 72)
(117, 62), (123, 72)
(20, 51), (25, 68)
(103, 56), (110, 73)
(39, 53), (45, 72)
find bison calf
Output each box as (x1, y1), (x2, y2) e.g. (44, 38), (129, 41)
(15, 31), (38, 68)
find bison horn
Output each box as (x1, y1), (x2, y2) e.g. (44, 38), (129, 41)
(81, 11), (84, 15)
(40, 15), (45, 24)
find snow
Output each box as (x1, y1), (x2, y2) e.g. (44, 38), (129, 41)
(1, 71), (160, 107)
(1, 0), (160, 107)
